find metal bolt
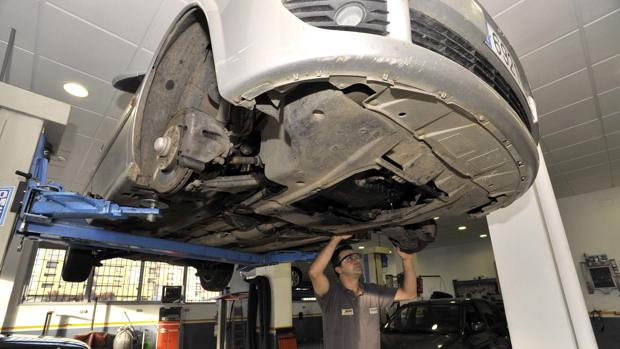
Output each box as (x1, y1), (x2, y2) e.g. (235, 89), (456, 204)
(154, 137), (171, 157)
(439, 92), (447, 99)
(477, 115), (486, 122)
(520, 176), (526, 181)
(240, 145), (253, 156)
(517, 161), (524, 166)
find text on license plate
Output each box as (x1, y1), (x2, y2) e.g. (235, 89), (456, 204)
(484, 22), (524, 92)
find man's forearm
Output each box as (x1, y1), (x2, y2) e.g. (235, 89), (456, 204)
(401, 258), (417, 298)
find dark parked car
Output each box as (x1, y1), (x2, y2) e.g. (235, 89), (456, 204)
(382, 299), (510, 349)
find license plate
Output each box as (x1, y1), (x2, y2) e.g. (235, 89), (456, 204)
(484, 23), (524, 93)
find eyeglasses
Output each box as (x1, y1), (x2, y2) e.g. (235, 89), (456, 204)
(337, 252), (362, 266)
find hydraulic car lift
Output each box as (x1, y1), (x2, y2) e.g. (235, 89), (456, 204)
(12, 135), (316, 267)
(9, 135), (313, 349)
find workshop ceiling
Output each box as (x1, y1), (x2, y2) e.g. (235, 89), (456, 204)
(0, 0), (619, 198)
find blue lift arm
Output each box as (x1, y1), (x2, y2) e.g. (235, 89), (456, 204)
(14, 134), (316, 266)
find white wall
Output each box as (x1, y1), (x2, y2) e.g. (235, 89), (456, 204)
(5, 302), (218, 334)
(557, 186), (620, 312)
(415, 239), (497, 298)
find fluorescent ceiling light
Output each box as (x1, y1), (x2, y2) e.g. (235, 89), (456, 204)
(63, 82), (89, 97)
(358, 246), (365, 250)
(433, 216), (439, 220)
(480, 234), (488, 238)
(458, 226), (467, 230)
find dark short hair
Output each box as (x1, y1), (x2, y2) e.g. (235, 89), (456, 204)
(331, 244), (354, 274)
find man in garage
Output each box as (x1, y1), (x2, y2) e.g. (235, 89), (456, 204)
(309, 235), (417, 349)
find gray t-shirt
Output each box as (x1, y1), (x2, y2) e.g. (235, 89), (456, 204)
(317, 281), (397, 349)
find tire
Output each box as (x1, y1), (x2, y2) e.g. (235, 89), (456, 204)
(61, 248), (95, 282)
(195, 262), (234, 291)
(291, 266), (303, 288)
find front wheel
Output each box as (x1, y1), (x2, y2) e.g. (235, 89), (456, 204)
(291, 266), (303, 288)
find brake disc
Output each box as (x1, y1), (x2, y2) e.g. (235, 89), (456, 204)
(151, 113), (193, 193)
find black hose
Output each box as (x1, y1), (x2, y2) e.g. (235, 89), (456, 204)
(247, 281), (258, 349)
(246, 276), (271, 349)
(258, 276), (271, 349)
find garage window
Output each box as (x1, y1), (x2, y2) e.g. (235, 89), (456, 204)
(23, 248), (87, 303)
(92, 258), (142, 301)
(23, 248), (220, 303)
(140, 262), (186, 302)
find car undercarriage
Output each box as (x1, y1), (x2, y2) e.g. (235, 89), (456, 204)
(82, 1), (539, 289)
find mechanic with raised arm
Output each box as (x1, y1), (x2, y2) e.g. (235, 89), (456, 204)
(309, 234), (417, 349)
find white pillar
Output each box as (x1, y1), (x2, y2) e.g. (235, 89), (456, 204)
(487, 148), (598, 349)
(254, 263), (293, 331)
(0, 82), (69, 329)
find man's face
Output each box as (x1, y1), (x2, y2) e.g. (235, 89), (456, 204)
(336, 249), (363, 277)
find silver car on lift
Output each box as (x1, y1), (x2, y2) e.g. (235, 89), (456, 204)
(66, 0), (539, 290)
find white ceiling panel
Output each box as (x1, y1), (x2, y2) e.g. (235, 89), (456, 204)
(592, 54), (620, 92)
(568, 172), (613, 195)
(519, 30), (586, 89)
(563, 163), (610, 181)
(532, 69), (593, 115)
(494, 0), (579, 55)
(542, 119), (602, 150)
(47, 0), (163, 45)
(127, 48), (154, 74)
(547, 166), (564, 179)
(0, 43), (34, 90)
(553, 184), (575, 198)
(538, 97), (597, 135)
(94, 116), (120, 142)
(603, 111), (620, 133)
(65, 106), (103, 138)
(32, 56), (116, 115)
(584, 9), (620, 63)
(577, 0), (620, 24)
(598, 86), (620, 116)
(141, 0), (187, 52)
(607, 146), (620, 161)
(0, 0), (39, 52)
(547, 137), (607, 162)
(38, 3), (138, 82)
(605, 130), (620, 148)
(549, 151), (608, 173)
(477, 0), (520, 17)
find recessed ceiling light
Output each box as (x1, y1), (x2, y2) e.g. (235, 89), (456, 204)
(458, 226), (467, 230)
(433, 216), (439, 220)
(63, 82), (89, 97)
(480, 234), (488, 238)
(358, 246), (365, 250)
